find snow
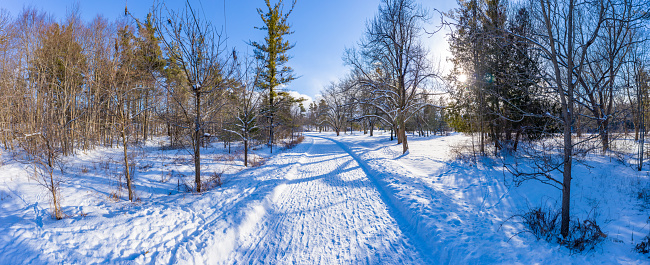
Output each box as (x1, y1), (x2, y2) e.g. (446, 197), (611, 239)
(1, 132), (649, 264)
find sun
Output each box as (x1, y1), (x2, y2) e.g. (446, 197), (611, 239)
(458, 74), (468, 83)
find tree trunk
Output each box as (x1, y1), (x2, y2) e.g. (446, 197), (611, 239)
(45, 140), (62, 220)
(244, 139), (248, 167)
(143, 94), (147, 141)
(269, 115), (274, 154)
(513, 130), (520, 152)
(399, 119), (408, 154)
(49, 167), (61, 219)
(599, 118), (609, 152)
(122, 127), (133, 202)
(194, 93), (202, 193)
(396, 124), (402, 144)
(561, 121), (573, 238)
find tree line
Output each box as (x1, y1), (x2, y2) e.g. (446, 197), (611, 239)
(308, 0), (449, 155)
(445, 0), (650, 238)
(0, 0), (306, 218)
(312, 0), (650, 244)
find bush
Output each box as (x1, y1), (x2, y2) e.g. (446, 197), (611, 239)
(520, 206), (561, 241)
(638, 186), (650, 209)
(565, 219), (607, 252)
(283, 136), (304, 149)
(635, 235), (650, 254)
(248, 156), (266, 167)
(634, 217), (650, 254)
(202, 171), (223, 191)
(515, 206), (606, 252)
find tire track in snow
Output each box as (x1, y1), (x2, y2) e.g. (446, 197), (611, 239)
(231, 136), (428, 264)
(167, 137), (317, 264)
(310, 135), (438, 263)
(320, 134), (517, 264)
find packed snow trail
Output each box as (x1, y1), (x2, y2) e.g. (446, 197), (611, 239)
(3, 133), (650, 264)
(224, 136), (428, 264)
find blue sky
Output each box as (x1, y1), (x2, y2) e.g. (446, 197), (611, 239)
(1, 0), (456, 101)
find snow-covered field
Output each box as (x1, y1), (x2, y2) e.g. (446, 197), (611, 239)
(1, 132), (649, 264)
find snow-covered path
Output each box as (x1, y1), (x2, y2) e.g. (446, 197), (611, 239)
(3, 132), (650, 264)
(227, 136), (427, 264)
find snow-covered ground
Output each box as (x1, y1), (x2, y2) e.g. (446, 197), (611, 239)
(1, 132), (649, 264)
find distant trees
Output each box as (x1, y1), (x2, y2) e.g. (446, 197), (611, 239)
(251, 0), (297, 153)
(345, 0), (440, 154)
(0, 9), (11, 150)
(0, 2), (312, 218)
(447, 0), (556, 154)
(321, 81), (350, 136)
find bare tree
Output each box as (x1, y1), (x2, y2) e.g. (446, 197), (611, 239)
(0, 9), (14, 151)
(22, 132), (65, 219)
(346, 0), (440, 154)
(106, 23), (151, 201)
(516, 0), (606, 237)
(575, 0), (648, 152)
(153, 1), (235, 192)
(226, 55), (261, 167)
(321, 81), (349, 136)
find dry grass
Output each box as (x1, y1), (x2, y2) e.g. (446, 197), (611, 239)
(108, 190), (120, 202)
(213, 153), (236, 163)
(249, 156), (266, 167)
(283, 135), (305, 149)
(202, 171), (223, 191)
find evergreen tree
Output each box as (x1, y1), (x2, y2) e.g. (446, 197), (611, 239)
(448, 1), (556, 154)
(250, 0), (297, 153)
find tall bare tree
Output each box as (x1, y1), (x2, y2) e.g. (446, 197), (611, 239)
(321, 81), (349, 136)
(575, 0), (647, 152)
(346, 0), (439, 154)
(153, 1), (235, 192)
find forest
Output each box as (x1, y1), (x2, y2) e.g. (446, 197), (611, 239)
(1, 0), (650, 263)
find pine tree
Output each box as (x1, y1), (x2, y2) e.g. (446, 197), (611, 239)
(250, 0), (296, 153)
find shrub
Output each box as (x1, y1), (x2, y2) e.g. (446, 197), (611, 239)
(515, 206), (606, 252)
(202, 171), (223, 191)
(634, 217), (650, 254)
(283, 136), (305, 149)
(635, 235), (650, 254)
(249, 156), (266, 167)
(565, 219), (607, 252)
(520, 206), (561, 241)
(638, 186), (650, 209)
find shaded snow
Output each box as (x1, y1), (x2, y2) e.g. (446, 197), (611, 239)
(0, 133), (649, 264)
